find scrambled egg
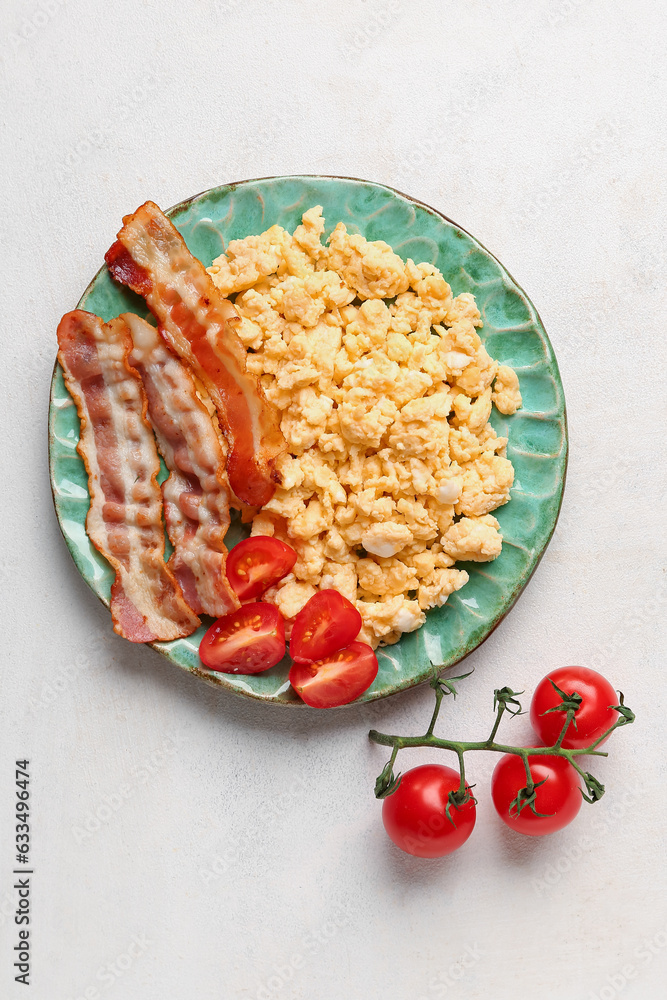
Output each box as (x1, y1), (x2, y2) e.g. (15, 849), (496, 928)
(208, 208), (522, 648)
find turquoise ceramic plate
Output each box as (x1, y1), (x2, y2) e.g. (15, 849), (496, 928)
(49, 176), (567, 705)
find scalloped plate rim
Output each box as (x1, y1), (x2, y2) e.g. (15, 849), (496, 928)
(48, 174), (568, 708)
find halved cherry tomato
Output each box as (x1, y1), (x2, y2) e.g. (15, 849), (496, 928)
(530, 666), (619, 750)
(289, 641), (378, 708)
(289, 590), (362, 664)
(226, 536), (297, 601)
(199, 603), (285, 674)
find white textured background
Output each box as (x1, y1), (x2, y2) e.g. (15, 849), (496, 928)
(1, 2), (666, 998)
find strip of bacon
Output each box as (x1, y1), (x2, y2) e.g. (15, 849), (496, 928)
(104, 201), (285, 507)
(56, 310), (200, 642)
(124, 313), (240, 618)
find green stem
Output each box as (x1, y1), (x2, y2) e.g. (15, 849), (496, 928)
(369, 670), (635, 806)
(520, 750), (533, 791)
(563, 754), (588, 782)
(456, 748), (466, 795)
(486, 703), (505, 745)
(553, 708), (576, 749)
(425, 685), (445, 737)
(580, 716), (629, 752)
(367, 731), (610, 758)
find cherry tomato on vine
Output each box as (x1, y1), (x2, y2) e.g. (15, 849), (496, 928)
(530, 666), (618, 750)
(382, 764), (476, 858)
(289, 589), (362, 664)
(226, 536), (297, 601)
(289, 641), (377, 708)
(491, 753), (582, 836)
(199, 603), (285, 674)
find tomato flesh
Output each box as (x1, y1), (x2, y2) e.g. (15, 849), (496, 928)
(226, 536), (297, 601)
(199, 603), (286, 674)
(289, 641), (377, 708)
(382, 764), (476, 858)
(290, 589), (362, 664)
(530, 666), (618, 750)
(491, 753), (582, 836)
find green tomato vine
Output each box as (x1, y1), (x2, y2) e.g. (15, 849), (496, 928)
(369, 668), (635, 821)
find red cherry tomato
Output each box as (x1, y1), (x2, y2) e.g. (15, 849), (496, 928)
(226, 536), (297, 601)
(491, 753), (582, 836)
(289, 641), (377, 708)
(530, 666), (619, 750)
(199, 603), (285, 674)
(289, 590), (362, 663)
(382, 764), (476, 858)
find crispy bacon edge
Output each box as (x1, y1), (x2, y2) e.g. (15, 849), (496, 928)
(56, 309), (200, 642)
(124, 313), (240, 618)
(104, 201), (285, 507)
